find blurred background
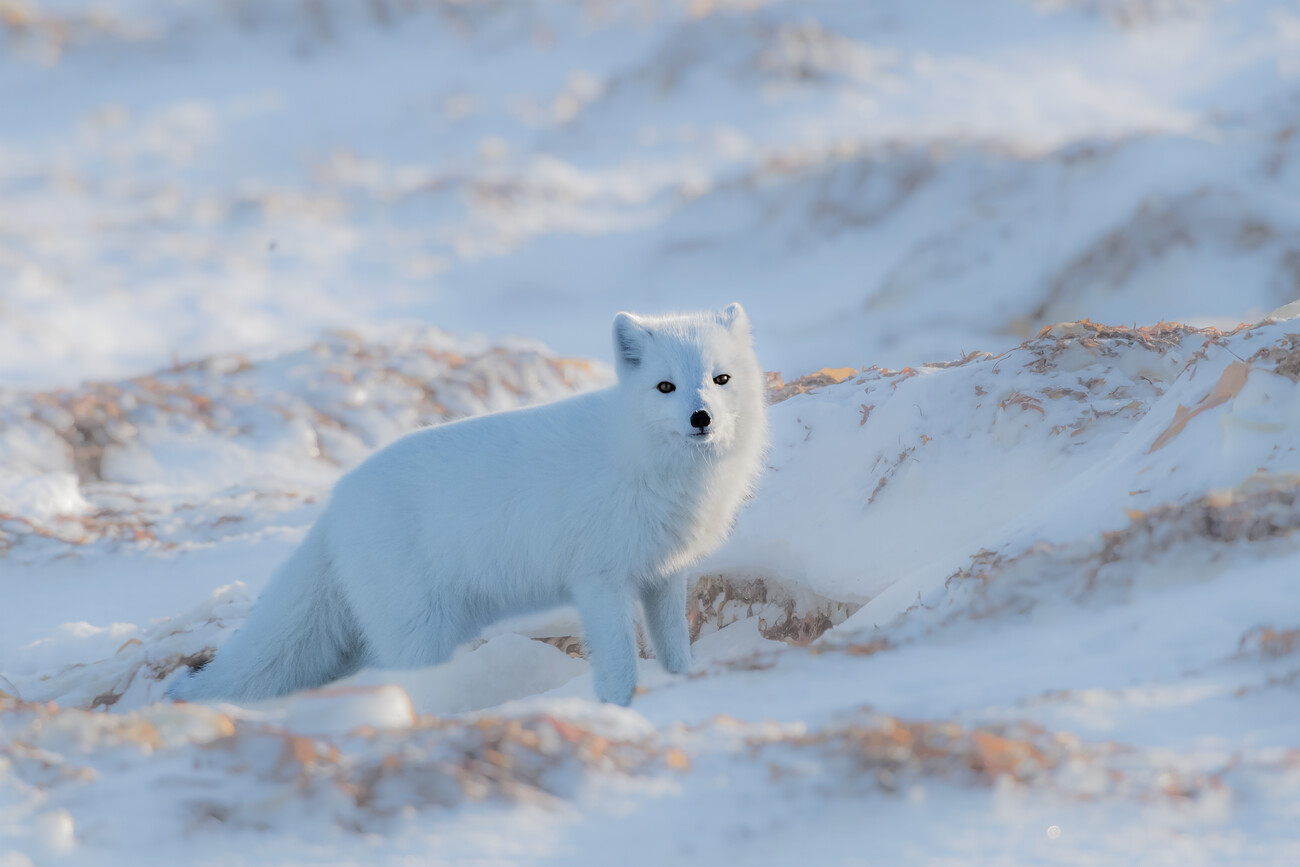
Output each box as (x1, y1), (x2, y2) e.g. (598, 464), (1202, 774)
(3, 0), (1298, 389)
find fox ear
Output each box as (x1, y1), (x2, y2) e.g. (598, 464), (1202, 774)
(613, 312), (651, 367)
(719, 302), (750, 334)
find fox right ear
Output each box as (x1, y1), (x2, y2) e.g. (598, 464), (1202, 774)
(719, 302), (750, 334)
(613, 312), (650, 367)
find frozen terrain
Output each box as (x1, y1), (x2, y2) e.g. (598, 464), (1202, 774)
(3, 0), (1300, 864)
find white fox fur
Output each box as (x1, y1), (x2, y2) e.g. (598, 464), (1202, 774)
(167, 304), (769, 706)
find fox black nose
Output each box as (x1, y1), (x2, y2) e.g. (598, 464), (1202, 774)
(690, 410), (711, 429)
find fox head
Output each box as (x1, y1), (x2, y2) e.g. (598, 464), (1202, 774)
(612, 303), (767, 458)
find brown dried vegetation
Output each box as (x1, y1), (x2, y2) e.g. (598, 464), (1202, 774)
(766, 367), (858, 405)
(1238, 626), (1300, 659)
(763, 711), (1222, 804)
(941, 475), (1300, 622)
(0, 696), (665, 827)
(688, 574), (858, 645)
(321, 714), (659, 819)
(1249, 331), (1300, 382)
(1120, 475), (1300, 545)
(1024, 319), (1228, 374)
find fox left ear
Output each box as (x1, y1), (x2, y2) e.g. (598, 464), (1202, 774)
(719, 302), (751, 334)
(613, 311), (651, 368)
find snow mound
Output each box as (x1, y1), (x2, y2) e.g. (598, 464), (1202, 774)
(0, 329), (610, 559)
(712, 317), (1300, 613)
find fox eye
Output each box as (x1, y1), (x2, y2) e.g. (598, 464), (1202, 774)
(713, 374), (731, 386)
(657, 381), (676, 393)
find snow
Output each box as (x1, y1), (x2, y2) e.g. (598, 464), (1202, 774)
(0, 472), (88, 521)
(3, 0), (1300, 863)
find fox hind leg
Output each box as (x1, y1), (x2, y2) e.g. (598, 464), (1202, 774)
(353, 599), (465, 671)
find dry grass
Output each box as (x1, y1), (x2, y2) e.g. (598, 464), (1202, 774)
(787, 717), (1062, 788)
(0, 697), (664, 828)
(1119, 475), (1300, 545)
(758, 707), (1230, 805)
(687, 573), (858, 645)
(766, 367), (858, 405)
(1249, 332), (1300, 382)
(937, 474), (1300, 622)
(1024, 319), (1227, 374)
(1238, 625), (1300, 659)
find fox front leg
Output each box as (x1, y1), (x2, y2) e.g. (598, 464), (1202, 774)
(574, 577), (639, 706)
(640, 573), (694, 675)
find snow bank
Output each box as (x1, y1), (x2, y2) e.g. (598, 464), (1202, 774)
(0, 328), (610, 560)
(0, 471), (88, 521)
(2, 313), (1297, 863)
(712, 316), (1300, 618)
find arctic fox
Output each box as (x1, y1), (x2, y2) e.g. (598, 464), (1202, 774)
(168, 304), (769, 706)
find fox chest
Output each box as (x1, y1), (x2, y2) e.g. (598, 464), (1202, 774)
(623, 485), (737, 578)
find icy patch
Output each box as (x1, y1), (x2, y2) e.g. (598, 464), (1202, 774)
(338, 635), (590, 717)
(276, 685), (417, 736)
(0, 472), (89, 521)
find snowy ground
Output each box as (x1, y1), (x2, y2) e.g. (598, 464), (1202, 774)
(3, 0), (1300, 864)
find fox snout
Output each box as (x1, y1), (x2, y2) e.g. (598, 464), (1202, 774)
(690, 409), (711, 432)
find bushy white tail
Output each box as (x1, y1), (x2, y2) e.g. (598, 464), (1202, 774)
(167, 525), (363, 702)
